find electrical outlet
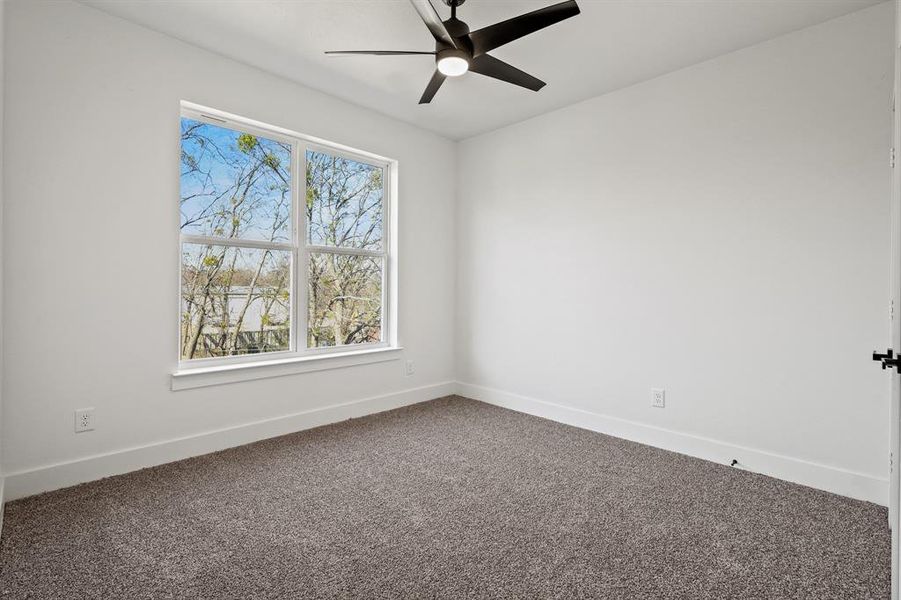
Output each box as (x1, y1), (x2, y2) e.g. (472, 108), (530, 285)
(405, 360), (415, 377)
(651, 388), (665, 408)
(74, 408), (95, 433)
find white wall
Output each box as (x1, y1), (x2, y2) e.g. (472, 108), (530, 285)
(1, 0), (455, 496)
(457, 3), (894, 503)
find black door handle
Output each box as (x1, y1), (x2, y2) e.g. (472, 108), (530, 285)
(874, 348), (901, 372)
(884, 357), (901, 372)
(874, 348), (894, 362)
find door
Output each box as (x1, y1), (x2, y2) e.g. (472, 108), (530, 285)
(891, 4), (901, 599)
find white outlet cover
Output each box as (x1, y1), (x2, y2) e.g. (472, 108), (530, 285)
(651, 389), (666, 408)
(405, 360), (415, 376)
(75, 408), (95, 433)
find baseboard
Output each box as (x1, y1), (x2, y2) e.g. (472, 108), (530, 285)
(3, 381), (455, 502)
(5, 381), (886, 506)
(456, 382), (889, 506)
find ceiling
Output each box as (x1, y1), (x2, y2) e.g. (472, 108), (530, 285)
(80, 0), (883, 140)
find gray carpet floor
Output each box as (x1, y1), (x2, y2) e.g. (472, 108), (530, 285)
(0, 396), (890, 599)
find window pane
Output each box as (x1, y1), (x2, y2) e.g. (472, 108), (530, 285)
(181, 244), (291, 360)
(306, 150), (383, 250)
(308, 253), (382, 348)
(181, 118), (292, 243)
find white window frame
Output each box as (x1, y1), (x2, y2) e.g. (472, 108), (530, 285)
(175, 103), (398, 381)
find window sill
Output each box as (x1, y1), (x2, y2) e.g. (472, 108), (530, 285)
(171, 346), (403, 391)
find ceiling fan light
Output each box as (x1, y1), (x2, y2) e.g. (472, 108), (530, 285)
(437, 55), (469, 77)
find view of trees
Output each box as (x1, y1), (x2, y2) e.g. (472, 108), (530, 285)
(180, 117), (384, 361)
(306, 150), (384, 348)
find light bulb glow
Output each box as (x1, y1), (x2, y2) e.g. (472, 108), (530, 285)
(437, 56), (469, 77)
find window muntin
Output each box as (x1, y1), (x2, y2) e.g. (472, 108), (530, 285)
(179, 110), (391, 365)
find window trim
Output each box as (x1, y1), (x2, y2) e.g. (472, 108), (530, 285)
(176, 102), (397, 375)
(171, 346), (403, 391)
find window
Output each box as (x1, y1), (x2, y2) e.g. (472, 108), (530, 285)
(306, 148), (386, 348)
(179, 108), (392, 366)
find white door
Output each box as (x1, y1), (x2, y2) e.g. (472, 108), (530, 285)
(890, 4), (901, 599)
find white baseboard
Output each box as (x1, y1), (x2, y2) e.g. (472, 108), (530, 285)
(456, 382), (889, 506)
(3, 381), (455, 502)
(4, 381), (886, 507)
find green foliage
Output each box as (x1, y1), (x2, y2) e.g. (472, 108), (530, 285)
(263, 152), (281, 170)
(237, 133), (258, 154)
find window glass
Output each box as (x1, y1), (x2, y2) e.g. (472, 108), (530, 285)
(306, 150), (383, 250)
(181, 244), (291, 360)
(308, 253), (382, 348)
(181, 118), (292, 243)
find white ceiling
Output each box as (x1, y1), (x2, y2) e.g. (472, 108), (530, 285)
(80, 0), (883, 140)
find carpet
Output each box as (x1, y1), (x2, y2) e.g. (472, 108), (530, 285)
(0, 396), (890, 599)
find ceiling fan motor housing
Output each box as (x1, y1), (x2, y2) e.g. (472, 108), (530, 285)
(436, 16), (473, 74)
(442, 17), (471, 46)
(437, 47), (470, 64)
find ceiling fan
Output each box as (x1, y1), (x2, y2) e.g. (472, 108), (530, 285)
(325, 0), (580, 104)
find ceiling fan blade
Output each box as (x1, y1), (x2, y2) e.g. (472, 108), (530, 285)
(408, 0), (458, 48)
(325, 51), (436, 56)
(419, 70), (447, 104)
(469, 54), (545, 91)
(468, 0), (580, 56)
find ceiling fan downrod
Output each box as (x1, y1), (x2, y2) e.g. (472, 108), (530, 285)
(442, 0), (465, 19)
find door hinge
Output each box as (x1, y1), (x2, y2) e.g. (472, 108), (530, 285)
(891, 147), (896, 169)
